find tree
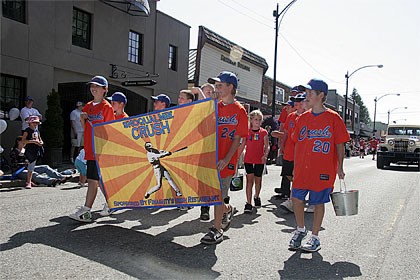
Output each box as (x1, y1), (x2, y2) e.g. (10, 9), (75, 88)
(352, 88), (371, 124)
(42, 89), (64, 148)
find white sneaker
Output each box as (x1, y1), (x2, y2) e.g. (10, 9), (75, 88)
(69, 206), (92, 222)
(221, 205), (235, 231)
(305, 205), (315, 213)
(99, 203), (115, 217)
(280, 199), (294, 213)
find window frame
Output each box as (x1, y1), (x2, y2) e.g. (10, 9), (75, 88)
(275, 87), (284, 104)
(72, 7), (92, 49)
(1, 74), (26, 119)
(2, 0), (26, 23)
(168, 44), (178, 71)
(128, 30), (143, 65)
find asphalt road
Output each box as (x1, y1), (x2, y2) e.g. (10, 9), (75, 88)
(1, 157), (419, 280)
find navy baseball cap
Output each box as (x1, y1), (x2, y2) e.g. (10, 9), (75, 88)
(151, 94), (170, 107)
(107, 92), (127, 104)
(87, 75), (108, 87)
(291, 86), (303, 94)
(25, 96), (34, 101)
(293, 93), (306, 102)
(208, 71), (238, 89)
(298, 79), (328, 95)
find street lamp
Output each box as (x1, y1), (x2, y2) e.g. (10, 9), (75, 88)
(388, 106), (407, 125)
(271, 0), (297, 117)
(373, 93), (400, 133)
(344, 64), (383, 129)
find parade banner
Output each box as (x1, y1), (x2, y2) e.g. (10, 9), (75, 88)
(93, 99), (222, 209)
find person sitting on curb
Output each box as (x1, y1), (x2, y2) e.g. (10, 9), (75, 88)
(10, 136), (70, 187)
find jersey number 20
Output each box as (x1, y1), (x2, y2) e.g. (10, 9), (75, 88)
(312, 140), (330, 154)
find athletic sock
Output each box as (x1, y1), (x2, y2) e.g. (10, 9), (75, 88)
(311, 234), (320, 240)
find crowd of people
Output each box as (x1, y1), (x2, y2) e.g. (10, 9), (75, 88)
(344, 137), (379, 160)
(7, 71), (355, 252)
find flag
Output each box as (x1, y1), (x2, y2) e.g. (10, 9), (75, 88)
(93, 99), (222, 209)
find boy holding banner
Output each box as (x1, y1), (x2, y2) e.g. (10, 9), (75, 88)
(69, 76), (115, 222)
(200, 71), (248, 245)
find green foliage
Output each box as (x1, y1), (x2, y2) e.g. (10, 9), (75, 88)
(352, 88), (371, 124)
(42, 89), (64, 148)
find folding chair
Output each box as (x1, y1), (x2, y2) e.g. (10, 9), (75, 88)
(0, 166), (26, 180)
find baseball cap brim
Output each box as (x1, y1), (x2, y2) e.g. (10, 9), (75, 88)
(298, 85), (311, 92)
(87, 81), (106, 86)
(207, 77), (221, 84)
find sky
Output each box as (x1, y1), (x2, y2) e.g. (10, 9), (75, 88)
(157, 0), (420, 125)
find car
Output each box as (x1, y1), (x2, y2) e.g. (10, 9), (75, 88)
(377, 124), (420, 171)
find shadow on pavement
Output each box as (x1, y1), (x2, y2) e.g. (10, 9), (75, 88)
(267, 196), (325, 234)
(0, 216), (220, 280)
(0, 187), (23, 193)
(278, 251), (362, 279)
(95, 207), (189, 230)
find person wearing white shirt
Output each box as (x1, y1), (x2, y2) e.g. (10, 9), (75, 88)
(70, 101), (85, 162)
(20, 96), (42, 132)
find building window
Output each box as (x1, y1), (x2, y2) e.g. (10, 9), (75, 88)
(262, 94), (268, 105)
(1, 74), (25, 119)
(128, 31), (143, 65)
(2, 0), (26, 23)
(72, 7), (91, 49)
(168, 45), (177, 71)
(275, 87), (284, 104)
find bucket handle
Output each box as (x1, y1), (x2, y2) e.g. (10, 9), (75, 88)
(339, 179), (348, 193)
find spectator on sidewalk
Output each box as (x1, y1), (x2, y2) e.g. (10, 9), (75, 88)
(74, 148), (87, 188)
(70, 101), (84, 163)
(10, 135), (68, 187)
(20, 96), (42, 133)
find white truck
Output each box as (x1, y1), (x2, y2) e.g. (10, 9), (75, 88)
(377, 124), (420, 171)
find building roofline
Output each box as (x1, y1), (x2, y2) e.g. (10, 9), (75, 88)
(199, 26), (268, 71)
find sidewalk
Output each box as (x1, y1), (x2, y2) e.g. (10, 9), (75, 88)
(0, 160), (79, 188)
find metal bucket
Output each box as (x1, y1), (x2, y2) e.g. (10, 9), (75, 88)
(229, 173), (243, 191)
(330, 180), (358, 216)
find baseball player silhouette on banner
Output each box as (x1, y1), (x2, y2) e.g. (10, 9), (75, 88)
(144, 142), (184, 199)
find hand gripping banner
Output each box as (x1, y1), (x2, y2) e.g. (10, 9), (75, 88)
(93, 99), (222, 210)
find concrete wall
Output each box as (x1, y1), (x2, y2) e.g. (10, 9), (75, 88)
(154, 11), (190, 106)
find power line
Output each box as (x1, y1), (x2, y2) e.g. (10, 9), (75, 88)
(217, 0), (272, 29)
(218, 0), (341, 84)
(278, 33), (343, 83)
(229, 0), (273, 24)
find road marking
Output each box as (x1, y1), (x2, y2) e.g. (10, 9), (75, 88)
(386, 198), (405, 232)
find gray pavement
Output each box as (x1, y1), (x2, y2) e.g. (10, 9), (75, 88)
(1, 158), (419, 279)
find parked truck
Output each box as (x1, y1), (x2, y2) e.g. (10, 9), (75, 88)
(377, 124), (420, 171)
